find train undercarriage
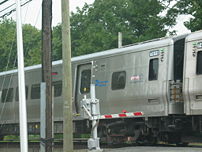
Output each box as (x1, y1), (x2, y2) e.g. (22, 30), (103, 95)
(0, 115), (202, 146)
(97, 115), (202, 145)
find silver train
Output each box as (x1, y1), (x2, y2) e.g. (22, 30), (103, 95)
(0, 30), (202, 144)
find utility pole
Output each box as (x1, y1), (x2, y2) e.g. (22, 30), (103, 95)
(41, 0), (53, 151)
(61, 0), (73, 151)
(16, 0), (28, 151)
(118, 32), (122, 48)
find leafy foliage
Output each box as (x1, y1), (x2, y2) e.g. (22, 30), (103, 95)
(52, 25), (62, 61)
(0, 19), (41, 72)
(168, 0), (202, 32)
(0, 0), (180, 71)
(23, 24), (41, 66)
(70, 0), (176, 56)
(51, 0), (178, 59)
(0, 19), (17, 71)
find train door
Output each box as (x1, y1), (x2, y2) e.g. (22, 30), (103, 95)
(147, 48), (168, 116)
(183, 33), (202, 115)
(75, 63), (92, 114)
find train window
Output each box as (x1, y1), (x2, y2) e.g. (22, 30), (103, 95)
(111, 71), (126, 90)
(31, 84), (40, 99)
(1, 88), (14, 103)
(197, 51), (202, 75)
(80, 69), (91, 94)
(53, 81), (62, 97)
(149, 58), (159, 81)
(15, 86), (28, 101)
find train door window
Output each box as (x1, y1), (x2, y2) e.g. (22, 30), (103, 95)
(174, 38), (185, 80)
(149, 58), (159, 81)
(1, 88), (14, 103)
(15, 86), (28, 101)
(31, 84), (40, 99)
(53, 81), (62, 97)
(196, 51), (202, 75)
(111, 71), (126, 90)
(80, 69), (91, 94)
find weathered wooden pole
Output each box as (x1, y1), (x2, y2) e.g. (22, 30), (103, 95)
(41, 0), (53, 151)
(118, 32), (122, 48)
(61, 0), (73, 151)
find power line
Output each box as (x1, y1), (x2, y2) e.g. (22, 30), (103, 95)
(0, 0), (34, 125)
(0, 0), (33, 18)
(0, 2), (16, 14)
(0, 0), (9, 6)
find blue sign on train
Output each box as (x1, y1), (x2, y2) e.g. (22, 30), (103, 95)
(95, 80), (109, 87)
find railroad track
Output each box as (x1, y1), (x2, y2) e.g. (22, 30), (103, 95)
(0, 138), (88, 149)
(0, 140), (202, 150)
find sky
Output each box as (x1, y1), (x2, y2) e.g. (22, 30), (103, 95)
(1, 0), (191, 35)
(23, 0), (95, 28)
(1, 0), (95, 28)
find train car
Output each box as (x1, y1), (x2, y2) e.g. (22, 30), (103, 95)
(183, 32), (202, 115)
(74, 34), (188, 144)
(0, 30), (201, 145)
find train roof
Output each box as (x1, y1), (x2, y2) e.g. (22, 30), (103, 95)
(185, 30), (202, 42)
(71, 34), (188, 62)
(0, 32), (191, 76)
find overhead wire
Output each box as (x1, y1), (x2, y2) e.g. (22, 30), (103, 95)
(0, 35), (17, 126)
(0, 0), (33, 18)
(34, 0), (42, 27)
(20, 0), (42, 61)
(0, 0), (9, 6)
(0, 0), (35, 126)
(0, 1), (16, 14)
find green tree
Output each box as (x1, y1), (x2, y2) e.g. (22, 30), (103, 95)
(168, 0), (202, 32)
(70, 0), (176, 56)
(0, 19), (17, 71)
(0, 19), (41, 71)
(52, 25), (62, 61)
(23, 24), (41, 66)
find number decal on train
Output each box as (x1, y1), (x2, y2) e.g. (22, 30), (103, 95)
(149, 50), (159, 57)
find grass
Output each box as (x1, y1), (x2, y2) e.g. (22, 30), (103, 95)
(1, 133), (90, 142)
